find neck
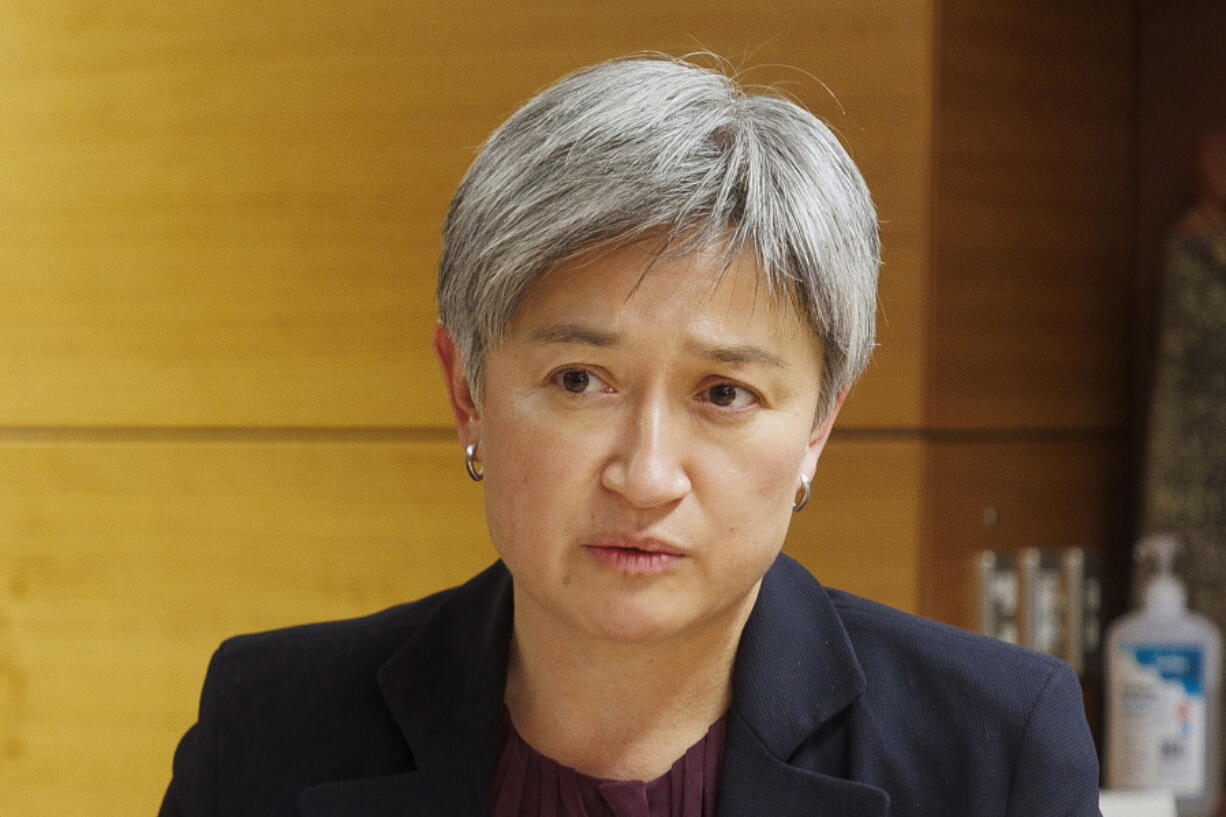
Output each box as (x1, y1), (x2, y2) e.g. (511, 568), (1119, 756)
(503, 582), (757, 781)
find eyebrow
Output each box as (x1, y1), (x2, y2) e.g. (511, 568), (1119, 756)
(692, 342), (789, 369)
(529, 323), (788, 369)
(529, 324), (622, 347)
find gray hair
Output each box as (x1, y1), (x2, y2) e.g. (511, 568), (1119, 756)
(437, 54), (879, 421)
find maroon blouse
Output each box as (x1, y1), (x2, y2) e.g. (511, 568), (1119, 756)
(491, 713), (727, 817)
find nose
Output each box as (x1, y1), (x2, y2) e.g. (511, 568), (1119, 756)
(600, 397), (692, 509)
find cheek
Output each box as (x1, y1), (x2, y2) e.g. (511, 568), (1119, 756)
(487, 410), (595, 487)
(480, 412), (598, 549)
(742, 425), (809, 497)
(702, 435), (805, 536)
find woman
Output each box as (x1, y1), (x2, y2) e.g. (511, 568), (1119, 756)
(160, 55), (1100, 817)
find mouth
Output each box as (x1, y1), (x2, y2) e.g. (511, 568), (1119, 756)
(583, 535), (687, 575)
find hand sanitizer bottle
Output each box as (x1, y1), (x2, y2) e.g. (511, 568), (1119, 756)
(1106, 533), (1222, 816)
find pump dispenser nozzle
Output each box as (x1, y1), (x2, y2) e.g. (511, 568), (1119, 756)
(1138, 533), (1187, 615)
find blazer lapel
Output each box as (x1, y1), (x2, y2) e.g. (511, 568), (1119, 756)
(718, 556), (890, 817)
(719, 709), (889, 817)
(296, 724), (501, 817)
(299, 563), (515, 817)
(298, 556), (889, 817)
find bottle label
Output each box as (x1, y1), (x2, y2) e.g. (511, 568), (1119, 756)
(1109, 643), (1207, 795)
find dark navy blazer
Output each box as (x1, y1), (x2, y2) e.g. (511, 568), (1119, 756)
(159, 555), (1101, 816)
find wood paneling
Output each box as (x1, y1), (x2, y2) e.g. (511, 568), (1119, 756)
(786, 438), (924, 613)
(918, 3), (1138, 748)
(920, 438), (1126, 632)
(0, 436), (922, 815)
(0, 0), (931, 429)
(0, 2), (939, 812)
(0, 440), (491, 816)
(927, 2), (1133, 430)
(2, 0), (1145, 803)
(0, 0), (1146, 806)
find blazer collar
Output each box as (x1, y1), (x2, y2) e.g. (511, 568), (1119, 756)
(300, 563), (514, 817)
(377, 563), (514, 770)
(728, 554), (866, 757)
(300, 557), (888, 816)
(718, 554), (889, 816)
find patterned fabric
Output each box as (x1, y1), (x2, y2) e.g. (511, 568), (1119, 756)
(1142, 228), (1226, 779)
(492, 713), (726, 817)
(1143, 231), (1226, 621)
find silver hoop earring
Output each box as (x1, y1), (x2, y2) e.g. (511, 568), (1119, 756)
(793, 474), (812, 513)
(464, 443), (483, 482)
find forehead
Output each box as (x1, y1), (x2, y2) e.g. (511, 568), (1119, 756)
(506, 241), (815, 350)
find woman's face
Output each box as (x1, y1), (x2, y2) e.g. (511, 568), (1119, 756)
(437, 242), (842, 645)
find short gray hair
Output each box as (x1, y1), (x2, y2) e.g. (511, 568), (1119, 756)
(437, 54), (879, 421)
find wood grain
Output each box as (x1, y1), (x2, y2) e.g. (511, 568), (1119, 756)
(928, 1), (1134, 430)
(0, 0), (931, 430)
(0, 440), (492, 815)
(0, 0), (1144, 804)
(920, 438), (1126, 633)
(0, 435), (922, 815)
(786, 438), (924, 613)
(0, 2), (938, 812)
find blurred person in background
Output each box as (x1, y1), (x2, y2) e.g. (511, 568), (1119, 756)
(160, 54), (1100, 817)
(1143, 126), (1226, 663)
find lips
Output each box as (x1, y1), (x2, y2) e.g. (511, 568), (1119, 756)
(587, 534), (686, 555)
(583, 534), (687, 575)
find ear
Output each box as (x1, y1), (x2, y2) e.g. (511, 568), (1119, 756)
(800, 387), (849, 481)
(433, 323), (481, 447)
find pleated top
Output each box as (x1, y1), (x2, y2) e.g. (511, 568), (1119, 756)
(491, 713), (727, 817)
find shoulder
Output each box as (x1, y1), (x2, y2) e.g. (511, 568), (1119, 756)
(827, 586), (1065, 681)
(745, 558), (1098, 815)
(199, 560), (511, 720)
(822, 586), (1098, 815)
(162, 564), (514, 816)
(824, 585), (1071, 726)
(769, 553), (1066, 696)
(212, 584), (454, 691)
(164, 581), (474, 816)
(199, 585), (460, 759)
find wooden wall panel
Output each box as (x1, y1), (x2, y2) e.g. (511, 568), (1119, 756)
(920, 439), (1126, 633)
(0, 436), (922, 815)
(0, 440), (493, 816)
(918, 2), (1137, 746)
(786, 438), (924, 613)
(1, 0), (938, 810)
(928, 2), (1134, 431)
(0, 0), (931, 430)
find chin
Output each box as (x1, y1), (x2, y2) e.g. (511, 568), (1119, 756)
(585, 618), (684, 645)
(576, 598), (691, 645)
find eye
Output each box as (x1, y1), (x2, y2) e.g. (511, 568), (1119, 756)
(701, 382), (758, 409)
(552, 368), (607, 394)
